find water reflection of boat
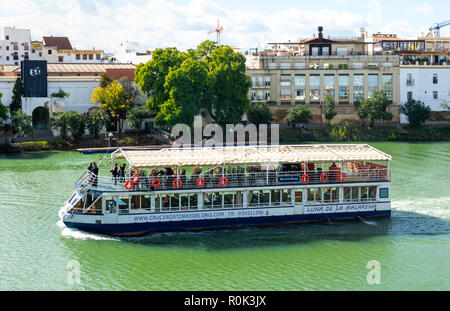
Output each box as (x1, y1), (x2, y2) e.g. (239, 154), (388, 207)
(61, 144), (392, 237)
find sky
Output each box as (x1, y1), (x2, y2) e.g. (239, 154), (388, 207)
(0, 0), (449, 53)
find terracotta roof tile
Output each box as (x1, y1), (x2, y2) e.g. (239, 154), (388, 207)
(43, 36), (73, 50)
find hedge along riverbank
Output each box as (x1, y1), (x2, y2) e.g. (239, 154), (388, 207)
(292, 125), (450, 142)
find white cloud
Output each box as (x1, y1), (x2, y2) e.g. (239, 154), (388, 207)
(409, 3), (433, 15)
(0, 0), (430, 53)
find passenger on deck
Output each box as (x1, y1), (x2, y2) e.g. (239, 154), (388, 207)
(92, 162), (99, 187)
(87, 162), (93, 172)
(110, 163), (119, 185)
(329, 162), (339, 182)
(119, 163), (126, 182)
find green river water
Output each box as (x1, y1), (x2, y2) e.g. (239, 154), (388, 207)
(0, 142), (449, 290)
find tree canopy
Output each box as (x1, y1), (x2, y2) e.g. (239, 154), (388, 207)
(400, 99), (431, 128)
(52, 111), (85, 141)
(0, 92), (8, 126)
(324, 95), (337, 126)
(284, 105), (313, 128)
(91, 81), (127, 133)
(134, 41), (251, 129)
(354, 90), (393, 126)
(86, 108), (111, 138)
(246, 102), (273, 126)
(10, 77), (23, 116)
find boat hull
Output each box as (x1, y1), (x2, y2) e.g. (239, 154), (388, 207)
(63, 209), (391, 237)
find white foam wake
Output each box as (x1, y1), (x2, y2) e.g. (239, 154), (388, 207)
(57, 206), (118, 241)
(392, 197), (450, 219)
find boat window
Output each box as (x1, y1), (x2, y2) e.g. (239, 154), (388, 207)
(379, 188), (389, 199)
(360, 187), (369, 202)
(171, 194), (180, 211)
(368, 186), (377, 201)
(307, 188), (316, 203)
(294, 189), (303, 204)
(247, 190), (269, 207)
(118, 196), (130, 213)
(223, 192), (234, 208)
(315, 188), (321, 202)
(271, 189), (281, 205)
(131, 195), (145, 210)
(323, 187), (338, 203)
(352, 186), (359, 202)
(190, 194), (198, 210)
(161, 194), (171, 211)
(344, 186), (359, 202)
(180, 194), (189, 210)
(143, 195), (151, 210)
(281, 189), (291, 204)
(203, 192), (222, 209)
(104, 196), (117, 214)
(155, 195), (161, 212)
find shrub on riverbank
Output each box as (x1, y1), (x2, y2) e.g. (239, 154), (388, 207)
(295, 125), (450, 142)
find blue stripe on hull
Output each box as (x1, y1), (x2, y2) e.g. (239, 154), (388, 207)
(64, 210), (391, 237)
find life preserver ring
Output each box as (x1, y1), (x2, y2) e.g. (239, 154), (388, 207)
(219, 177), (228, 186)
(320, 173), (328, 182)
(193, 167), (201, 174)
(196, 177), (205, 187)
(302, 174), (309, 183)
(214, 167), (222, 174)
(151, 178), (160, 188)
(130, 167), (139, 178)
(124, 180), (134, 190)
(151, 168), (159, 175)
(163, 197), (169, 203)
(173, 178), (182, 188)
(133, 177), (141, 184)
(338, 172), (346, 181)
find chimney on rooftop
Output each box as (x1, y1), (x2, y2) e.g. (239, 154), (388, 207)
(318, 26), (323, 40)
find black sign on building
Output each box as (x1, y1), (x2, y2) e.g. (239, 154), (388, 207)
(21, 60), (48, 98)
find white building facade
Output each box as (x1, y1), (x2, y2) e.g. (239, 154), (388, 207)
(114, 41), (152, 64)
(400, 66), (450, 123)
(0, 27), (43, 65)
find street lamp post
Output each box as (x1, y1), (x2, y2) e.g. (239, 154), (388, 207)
(108, 132), (113, 148)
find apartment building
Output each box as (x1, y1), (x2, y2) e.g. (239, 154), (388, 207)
(370, 31), (450, 122)
(246, 27), (400, 124)
(0, 26), (43, 65)
(43, 36), (104, 63)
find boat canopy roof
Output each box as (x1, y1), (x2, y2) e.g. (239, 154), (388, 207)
(112, 144), (391, 168)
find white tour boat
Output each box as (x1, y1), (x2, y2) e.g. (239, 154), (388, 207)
(61, 144), (392, 236)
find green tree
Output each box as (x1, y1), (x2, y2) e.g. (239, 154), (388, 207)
(400, 99), (431, 128)
(99, 73), (113, 88)
(135, 41), (251, 129)
(284, 105), (313, 129)
(135, 47), (187, 114)
(52, 111), (85, 141)
(10, 77), (24, 115)
(0, 92), (9, 126)
(204, 46), (251, 127)
(246, 101), (273, 126)
(156, 58), (208, 128)
(86, 108), (111, 138)
(91, 81), (129, 133)
(324, 95), (337, 126)
(11, 109), (32, 137)
(354, 90), (393, 127)
(127, 105), (150, 132)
